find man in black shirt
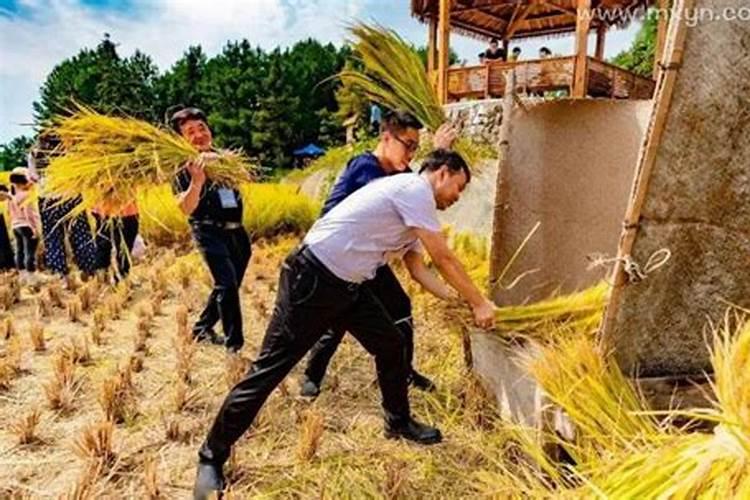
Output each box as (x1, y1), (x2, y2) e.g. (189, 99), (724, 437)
(484, 38), (506, 62)
(171, 107), (251, 353)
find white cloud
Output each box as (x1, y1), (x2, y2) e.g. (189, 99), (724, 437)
(0, 0), (368, 141)
(0, 0), (641, 142)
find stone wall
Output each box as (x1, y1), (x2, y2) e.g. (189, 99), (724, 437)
(444, 99), (504, 146)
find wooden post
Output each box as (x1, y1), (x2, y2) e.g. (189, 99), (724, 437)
(489, 70), (516, 298)
(595, 25), (607, 59)
(437, 0), (451, 104)
(427, 17), (438, 73)
(572, 0), (592, 98)
(654, 0), (669, 79)
(502, 39), (510, 60)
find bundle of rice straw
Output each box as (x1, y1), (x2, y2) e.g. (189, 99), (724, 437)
(494, 282), (609, 335)
(339, 22), (486, 165)
(43, 105), (256, 217)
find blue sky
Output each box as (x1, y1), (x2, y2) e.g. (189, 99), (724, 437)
(0, 0), (642, 143)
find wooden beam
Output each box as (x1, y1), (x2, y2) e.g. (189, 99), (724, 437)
(595, 24), (606, 59)
(427, 17), (438, 73)
(572, 0), (591, 98)
(654, 0), (669, 79)
(472, 8), (510, 31)
(540, 0), (577, 16)
(505, 5), (533, 40)
(452, 0), (502, 14)
(438, 0), (451, 104)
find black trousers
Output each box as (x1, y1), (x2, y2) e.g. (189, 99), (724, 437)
(0, 217), (14, 271)
(94, 214), (139, 278)
(192, 225), (251, 349)
(198, 247), (410, 465)
(13, 226), (39, 272)
(304, 264), (414, 385)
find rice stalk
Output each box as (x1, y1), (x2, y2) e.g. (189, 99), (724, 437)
(0, 336), (24, 390)
(43, 354), (82, 412)
(339, 22), (485, 165)
(10, 407), (42, 445)
(296, 409), (325, 463)
(72, 420), (116, 471)
(29, 321), (46, 352)
(494, 282), (609, 336)
(522, 333), (665, 467)
(143, 455), (163, 499)
(66, 297), (83, 323)
(2, 315), (15, 339)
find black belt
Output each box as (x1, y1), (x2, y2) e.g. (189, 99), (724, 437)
(192, 220), (243, 230)
(299, 245), (360, 291)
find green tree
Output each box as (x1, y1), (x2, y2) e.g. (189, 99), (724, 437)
(611, 11), (658, 77)
(415, 45), (460, 67)
(154, 45), (208, 121)
(0, 136), (33, 172)
(33, 34), (158, 123)
(251, 51), (300, 168)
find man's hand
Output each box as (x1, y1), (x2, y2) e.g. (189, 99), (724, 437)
(432, 123), (458, 150)
(472, 298), (496, 329)
(186, 159), (206, 187)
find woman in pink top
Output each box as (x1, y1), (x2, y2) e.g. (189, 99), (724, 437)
(8, 167), (40, 275)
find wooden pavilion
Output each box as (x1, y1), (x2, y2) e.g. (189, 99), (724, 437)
(411, 0), (668, 103)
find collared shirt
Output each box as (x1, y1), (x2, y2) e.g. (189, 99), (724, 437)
(172, 169), (243, 224)
(304, 173), (441, 283)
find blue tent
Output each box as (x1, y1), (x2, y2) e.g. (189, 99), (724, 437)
(293, 143), (325, 157)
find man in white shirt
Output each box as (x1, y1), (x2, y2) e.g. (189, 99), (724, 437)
(193, 149), (496, 499)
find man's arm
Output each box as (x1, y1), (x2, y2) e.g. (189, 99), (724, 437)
(413, 228), (495, 328)
(177, 161), (206, 216)
(403, 249), (455, 301)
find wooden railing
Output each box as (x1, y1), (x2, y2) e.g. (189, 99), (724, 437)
(587, 58), (656, 99)
(445, 56), (655, 101)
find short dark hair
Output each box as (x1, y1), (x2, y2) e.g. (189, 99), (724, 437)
(419, 149), (471, 183)
(169, 107), (208, 133)
(0, 184), (8, 193)
(490, 38), (499, 44)
(380, 109), (423, 135)
(512, 47), (522, 54)
(539, 47), (551, 55)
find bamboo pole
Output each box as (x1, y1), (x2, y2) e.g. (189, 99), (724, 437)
(654, 0), (670, 79)
(437, 0), (451, 104)
(489, 70), (517, 301)
(572, 0), (592, 98)
(600, 0), (694, 344)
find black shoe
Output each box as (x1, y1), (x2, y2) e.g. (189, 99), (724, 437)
(300, 377), (321, 398)
(194, 329), (224, 346)
(193, 461), (225, 500)
(385, 417), (442, 445)
(409, 370), (436, 392)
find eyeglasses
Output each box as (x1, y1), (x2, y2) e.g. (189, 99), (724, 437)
(393, 134), (419, 153)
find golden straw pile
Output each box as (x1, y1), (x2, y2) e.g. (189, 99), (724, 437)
(43, 105), (256, 217)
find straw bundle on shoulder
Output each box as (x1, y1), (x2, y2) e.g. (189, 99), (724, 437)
(44, 105), (256, 216)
